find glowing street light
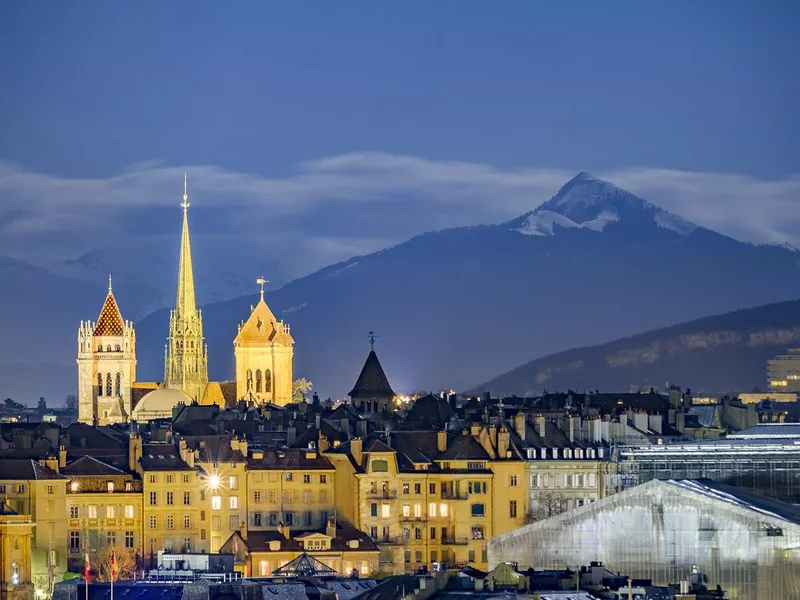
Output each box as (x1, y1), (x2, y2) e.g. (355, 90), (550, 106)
(208, 474), (221, 490)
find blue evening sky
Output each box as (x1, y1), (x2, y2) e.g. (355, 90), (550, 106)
(2, 1), (798, 179)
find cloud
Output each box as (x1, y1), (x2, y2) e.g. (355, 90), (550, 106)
(1, 154), (798, 277)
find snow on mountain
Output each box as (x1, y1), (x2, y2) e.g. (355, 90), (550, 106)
(511, 171), (697, 238)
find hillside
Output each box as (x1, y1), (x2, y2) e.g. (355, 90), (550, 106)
(470, 298), (800, 395)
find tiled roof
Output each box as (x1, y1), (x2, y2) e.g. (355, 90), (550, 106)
(139, 445), (192, 471)
(247, 448), (334, 470)
(93, 292), (125, 336)
(349, 351), (395, 398)
(364, 438), (394, 453)
(437, 434), (491, 461)
(62, 455), (128, 476)
(232, 523), (378, 553)
(403, 394), (455, 428)
(0, 459), (67, 480)
(181, 436), (246, 463)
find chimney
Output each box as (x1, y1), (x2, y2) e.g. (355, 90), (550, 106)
(239, 436), (248, 457)
(437, 430), (447, 453)
(497, 427), (509, 459)
(351, 437), (363, 467)
(59, 445), (67, 469)
(534, 415), (546, 438)
(648, 414), (662, 435)
(315, 414), (321, 429)
(129, 433), (142, 473)
(326, 517), (336, 539)
(676, 411), (685, 433)
(514, 412), (526, 440)
(470, 423), (481, 437)
(287, 427), (296, 447)
(568, 415), (579, 443)
(41, 456), (59, 473)
(240, 520), (247, 540)
(317, 431), (330, 453)
(340, 418), (349, 438)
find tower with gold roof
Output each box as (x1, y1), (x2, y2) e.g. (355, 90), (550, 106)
(77, 275), (137, 425)
(163, 175), (208, 401)
(233, 278), (294, 405)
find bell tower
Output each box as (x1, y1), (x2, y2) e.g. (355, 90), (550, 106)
(77, 275), (137, 425)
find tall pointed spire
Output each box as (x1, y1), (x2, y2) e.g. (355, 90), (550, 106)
(176, 173), (197, 317)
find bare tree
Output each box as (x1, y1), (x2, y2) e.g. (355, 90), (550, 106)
(65, 394), (78, 411)
(529, 491), (568, 522)
(93, 546), (136, 582)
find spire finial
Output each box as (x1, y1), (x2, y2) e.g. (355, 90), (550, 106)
(181, 172), (190, 211)
(256, 277), (268, 302)
(108, 272), (113, 293)
(368, 330), (377, 351)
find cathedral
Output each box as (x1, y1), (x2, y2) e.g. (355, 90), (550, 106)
(77, 176), (294, 425)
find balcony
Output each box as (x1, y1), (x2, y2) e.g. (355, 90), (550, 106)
(370, 535), (404, 546)
(440, 490), (468, 500)
(366, 490), (398, 500)
(441, 537), (469, 546)
(399, 515), (428, 522)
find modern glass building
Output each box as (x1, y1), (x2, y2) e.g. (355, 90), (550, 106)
(489, 479), (800, 600)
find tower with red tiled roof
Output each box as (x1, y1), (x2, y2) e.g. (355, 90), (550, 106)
(77, 274), (137, 425)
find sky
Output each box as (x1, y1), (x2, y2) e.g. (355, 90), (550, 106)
(1, 1), (799, 281)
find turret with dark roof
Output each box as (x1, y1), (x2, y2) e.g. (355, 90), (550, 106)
(349, 350), (395, 416)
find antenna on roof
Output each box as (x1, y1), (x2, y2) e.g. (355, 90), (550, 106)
(368, 330), (377, 351)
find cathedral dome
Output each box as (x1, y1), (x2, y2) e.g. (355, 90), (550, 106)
(131, 388), (192, 421)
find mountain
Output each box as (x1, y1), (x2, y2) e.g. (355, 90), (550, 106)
(134, 173), (800, 397)
(469, 297), (800, 395)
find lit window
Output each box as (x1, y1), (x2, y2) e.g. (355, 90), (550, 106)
(212, 495), (222, 510)
(402, 504), (410, 517)
(107, 481), (114, 492)
(107, 505), (115, 519)
(440, 503), (448, 517)
(229, 475), (238, 490)
(230, 496), (239, 509)
(428, 503), (437, 518)
(414, 504), (422, 518)
(125, 505), (134, 519)
(88, 506), (97, 519)
(70, 481), (78, 492)
(381, 503), (390, 518)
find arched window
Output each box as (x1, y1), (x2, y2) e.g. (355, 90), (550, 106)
(98, 345), (103, 352)
(115, 373), (121, 396)
(105, 373), (112, 396)
(265, 369), (272, 393)
(106, 345), (111, 352)
(255, 369), (262, 393)
(97, 374), (103, 396)
(115, 344), (120, 352)
(246, 370), (253, 390)
(470, 503), (485, 517)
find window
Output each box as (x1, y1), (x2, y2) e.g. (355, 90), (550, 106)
(107, 531), (115, 547)
(530, 474), (538, 488)
(230, 516), (239, 530)
(107, 505), (115, 519)
(149, 515), (157, 529)
(471, 503), (485, 517)
(200, 510), (205, 521)
(430, 527), (436, 540)
(230, 496), (238, 509)
(106, 481), (114, 492)
(149, 474), (157, 483)
(510, 500), (517, 518)
(402, 483), (409, 494)
(212, 516), (221, 531)
(542, 474), (550, 488)
(371, 460), (388, 472)
(402, 504), (410, 517)
(268, 490), (278, 503)
(212, 495), (221, 510)
(246, 369), (253, 390)
(588, 473), (597, 488)
(125, 482), (132, 491)
(304, 511), (312, 526)
(201, 529), (206, 540)
(404, 551), (411, 563)
(428, 503), (437, 518)
(471, 526), (484, 540)
(440, 503), (448, 517)
(105, 373), (112, 396)
(414, 483), (421, 494)
(88, 506), (97, 519)
(467, 461), (486, 470)
(415, 550), (423, 563)
(253, 512), (262, 527)
(285, 512), (294, 526)
(468, 550), (475, 563)
(319, 474), (328, 484)
(565, 474), (572, 487)
(555, 474), (563, 487)
(97, 373), (103, 395)
(183, 474), (190, 483)
(269, 512), (278, 526)
(370, 503), (378, 517)
(414, 504), (422, 518)
(256, 369), (263, 392)
(381, 503), (390, 518)
(47, 485), (54, 494)
(285, 473), (293, 481)
(70, 531), (80, 549)
(184, 515), (191, 529)
(125, 505), (134, 519)
(115, 373), (121, 396)
(303, 474), (311, 484)
(370, 526), (378, 538)
(509, 475), (518, 486)
(70, 481), (78, 492)
(183, 491), (191, 505)
(429, 483), (436, 494)
(254, 490), (262, 503)
(166, 515), (174, 529)
(149, 492), (157, 505)
(415, 527), (422, 540)
(229, 475), (238, 490)
(166, 491), (174, 505)
(16, 485), (25, 493)
(303, 490), (312, 504)
(265, 369), (272, 393)
(70, 506), (79, 519)
(125, 531), (134, 549)
(320, 490), (328, 503)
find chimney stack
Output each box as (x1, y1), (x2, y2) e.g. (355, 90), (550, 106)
(128, 433), (142, 473)
(240, 520), (247, 540)
(437, 430), (447, 453)
(351, 437), (363, 467)
(326, 518), (336, 539)
(514, 412), (526, 440)
(59, 445), (67, 469)
(497, 426), (509, 459)
(534, 415), (546, 438)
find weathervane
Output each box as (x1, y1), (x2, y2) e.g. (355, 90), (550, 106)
(108, 272), (113, 293)
(368, 330), (377, 350)
(256, 277), (268, 302)
(181, 172), (190, 211)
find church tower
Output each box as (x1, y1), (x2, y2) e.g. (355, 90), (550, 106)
(233, 279), (294, 405)
(163, 175), (208, 401)
(77, 276), (137, 425)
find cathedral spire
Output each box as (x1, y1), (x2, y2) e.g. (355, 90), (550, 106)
(176, 173), (197, 317)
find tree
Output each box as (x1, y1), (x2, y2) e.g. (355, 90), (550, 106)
(3, 397), (24, 412)
(65, 394), (78, 411)
(93, 546), (136, 582)
(529, 491), (568, 522)
(292, 378), (313, 403)
(37, 397), (48, 413)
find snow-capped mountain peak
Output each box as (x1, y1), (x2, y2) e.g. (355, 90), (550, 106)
(512, 171), (697, 237)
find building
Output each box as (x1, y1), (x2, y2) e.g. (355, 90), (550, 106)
(0, 500), (35, 600)
(348, 349), (395, 416)
(233, 282), (294, 406)
(76, 277), (137, 426)
(489, 479), (800, 600)
(768, 348), (800, 392)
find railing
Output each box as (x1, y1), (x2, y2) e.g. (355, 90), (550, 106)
(399, 515), (428, 522)
(440, 537), (469, 545)
(440, 491), (468, 500)
(139, 570), (242, 583)
(370, 535), (405, 545)
(366, 490), (398, 499)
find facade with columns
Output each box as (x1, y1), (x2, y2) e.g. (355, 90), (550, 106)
(77, 176), (295, 425)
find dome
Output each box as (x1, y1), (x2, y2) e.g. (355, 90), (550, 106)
(131, 388), (192, 421)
